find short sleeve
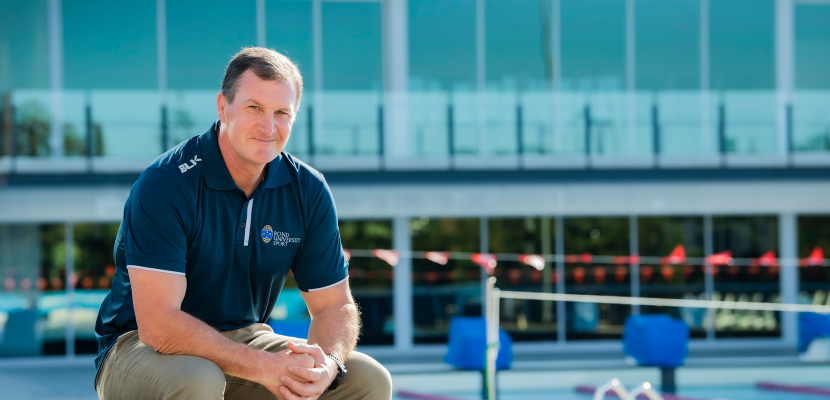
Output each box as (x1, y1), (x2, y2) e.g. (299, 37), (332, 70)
(123, 168), (191, 275)
(291, 176), (348, 292)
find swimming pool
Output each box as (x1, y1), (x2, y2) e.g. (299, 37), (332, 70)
(395, 387), (830, 400)
(391, 364), (830, 400)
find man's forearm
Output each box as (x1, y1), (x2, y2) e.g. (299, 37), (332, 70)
(306, 301), (360, 361)
(140, 309), (267, 382)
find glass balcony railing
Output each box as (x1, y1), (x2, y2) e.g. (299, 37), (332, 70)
(1, 89), (828, 172)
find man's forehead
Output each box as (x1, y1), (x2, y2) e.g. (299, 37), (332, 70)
(236, 70), (296, 105)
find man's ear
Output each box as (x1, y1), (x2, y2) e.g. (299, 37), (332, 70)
(217, 92), (228, 123)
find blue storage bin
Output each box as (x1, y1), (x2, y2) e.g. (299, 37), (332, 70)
(623, 314), (688, 368)
(799, 312), (830, 352)
(444, 317), (512, 370)
(268, 319), (311, 339)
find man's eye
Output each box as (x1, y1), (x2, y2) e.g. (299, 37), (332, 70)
(250, 106), (259, 110)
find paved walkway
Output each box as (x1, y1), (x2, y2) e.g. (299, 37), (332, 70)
(0, 361), (98, 400)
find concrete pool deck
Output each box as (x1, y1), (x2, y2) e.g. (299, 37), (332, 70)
(0, 347), (816, 400)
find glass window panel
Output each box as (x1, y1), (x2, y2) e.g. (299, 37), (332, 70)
(167, 0), (257, 90)
(167, 90), (219, 145)
(266, 0), (313, 156)
(409, 0), (475, 157)
(798, 216), (830, 318)
(411, 217), (480, 344)
(266, 0), (313, 90)
(796, 5), (830, 89)
(484, 92), (518, 155)
(793, 4), (830, 152)
(712, 216), (780, 338)
(520, 92), (554, 154)
(709, 0), (777, 155)
(319, 3), (381, 156)
(563, 217), (630, 340)
(322, 3), (381, 91)
(560, 0), (625, 91)
(635, 0), (699, 91)
(638, 217), (706, 338)
(63, 1), (160, 157)
(489, 217), (557, 342)
(450, 92), (478, 155)
(408, 92), (450, 157)
(339, 220), (393, 346)
(409, 0), (476, 91)
(637, 92), (708, 157)
(0, 224), (43, 357)
(70, 223), (118, 353)
(559, 0), (627, 157)
(63, 0), (157, 89)
(709, 0), (774, 90)
(37, 224), (68, 354)
(0, 0), (50, 157)
(485, 0), (548, 91)
(719, 91), (777, 155)
(317, 92), (380, 155)
(8, 90), (52, 157)
(0, 0), (49, 90)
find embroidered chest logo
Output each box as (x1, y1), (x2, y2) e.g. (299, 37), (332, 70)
(178, 155), (202, 173)
(261, 225), (273, 243)
(263, 228), (302, 246)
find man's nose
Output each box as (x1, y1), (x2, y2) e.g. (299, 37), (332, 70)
(263, 113), (278, 135)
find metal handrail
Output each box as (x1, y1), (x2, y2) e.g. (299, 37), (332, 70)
(592, 380), (666, 400)
(626, 382), (666, 400)
(593, 379), (630, 400)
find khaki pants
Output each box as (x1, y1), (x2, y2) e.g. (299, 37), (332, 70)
(96, 323), (392, 400)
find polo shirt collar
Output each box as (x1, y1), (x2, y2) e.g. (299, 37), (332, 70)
(199, 121), (292, 191)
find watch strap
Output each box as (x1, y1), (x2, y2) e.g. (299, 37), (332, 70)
(326, 353), (346, 390)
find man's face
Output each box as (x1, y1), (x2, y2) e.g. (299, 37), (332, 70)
(217, 69), (296, 168)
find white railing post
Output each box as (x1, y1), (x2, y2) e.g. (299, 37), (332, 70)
(485, 277), (499, 400)
(65, 222), (75, 358)
(779, 212), (798, 348)
(393, 217), (413, 351)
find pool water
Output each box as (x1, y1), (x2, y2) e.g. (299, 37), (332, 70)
(394, 386), (830, 400)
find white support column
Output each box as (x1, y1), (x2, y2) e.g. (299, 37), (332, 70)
(383, 0), (409, 163)
(256, 0), (266, 48)
(156, 0), (167, 107)
(775, 0), (794, 157)
(626, 0), (637, 156)
(65, 222), (75, 358)
(779, 213), (798, 348)
(700, 0), (711, 155)
(312, 0), (323, 159)
(541, 217), (553, 322)
(393, 216), (413, 351)
(629, 215), (640, 315)
(476, 0), (487, 156)
(555, 216), (566, 343)
(551, 0), (561, 153)
(48, 0), (64, 158)
(480, 217), (489, 316)
(703, 214), (715, 341)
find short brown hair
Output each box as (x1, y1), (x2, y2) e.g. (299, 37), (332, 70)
(221, 47), (304, 112)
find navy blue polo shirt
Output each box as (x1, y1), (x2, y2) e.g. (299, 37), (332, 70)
(93, 122), (349, 373)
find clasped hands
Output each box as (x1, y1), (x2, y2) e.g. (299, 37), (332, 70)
(260, 342), (337, 400)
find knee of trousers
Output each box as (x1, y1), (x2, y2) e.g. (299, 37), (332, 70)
(169, 359), (226, 398)
(343, 352), (393, 399)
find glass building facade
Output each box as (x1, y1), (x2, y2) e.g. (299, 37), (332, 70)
(0, 0), (829, 357)
(2, 0), (830, 164)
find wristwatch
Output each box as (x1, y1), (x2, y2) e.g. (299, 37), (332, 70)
(326, 353), (347, 390)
